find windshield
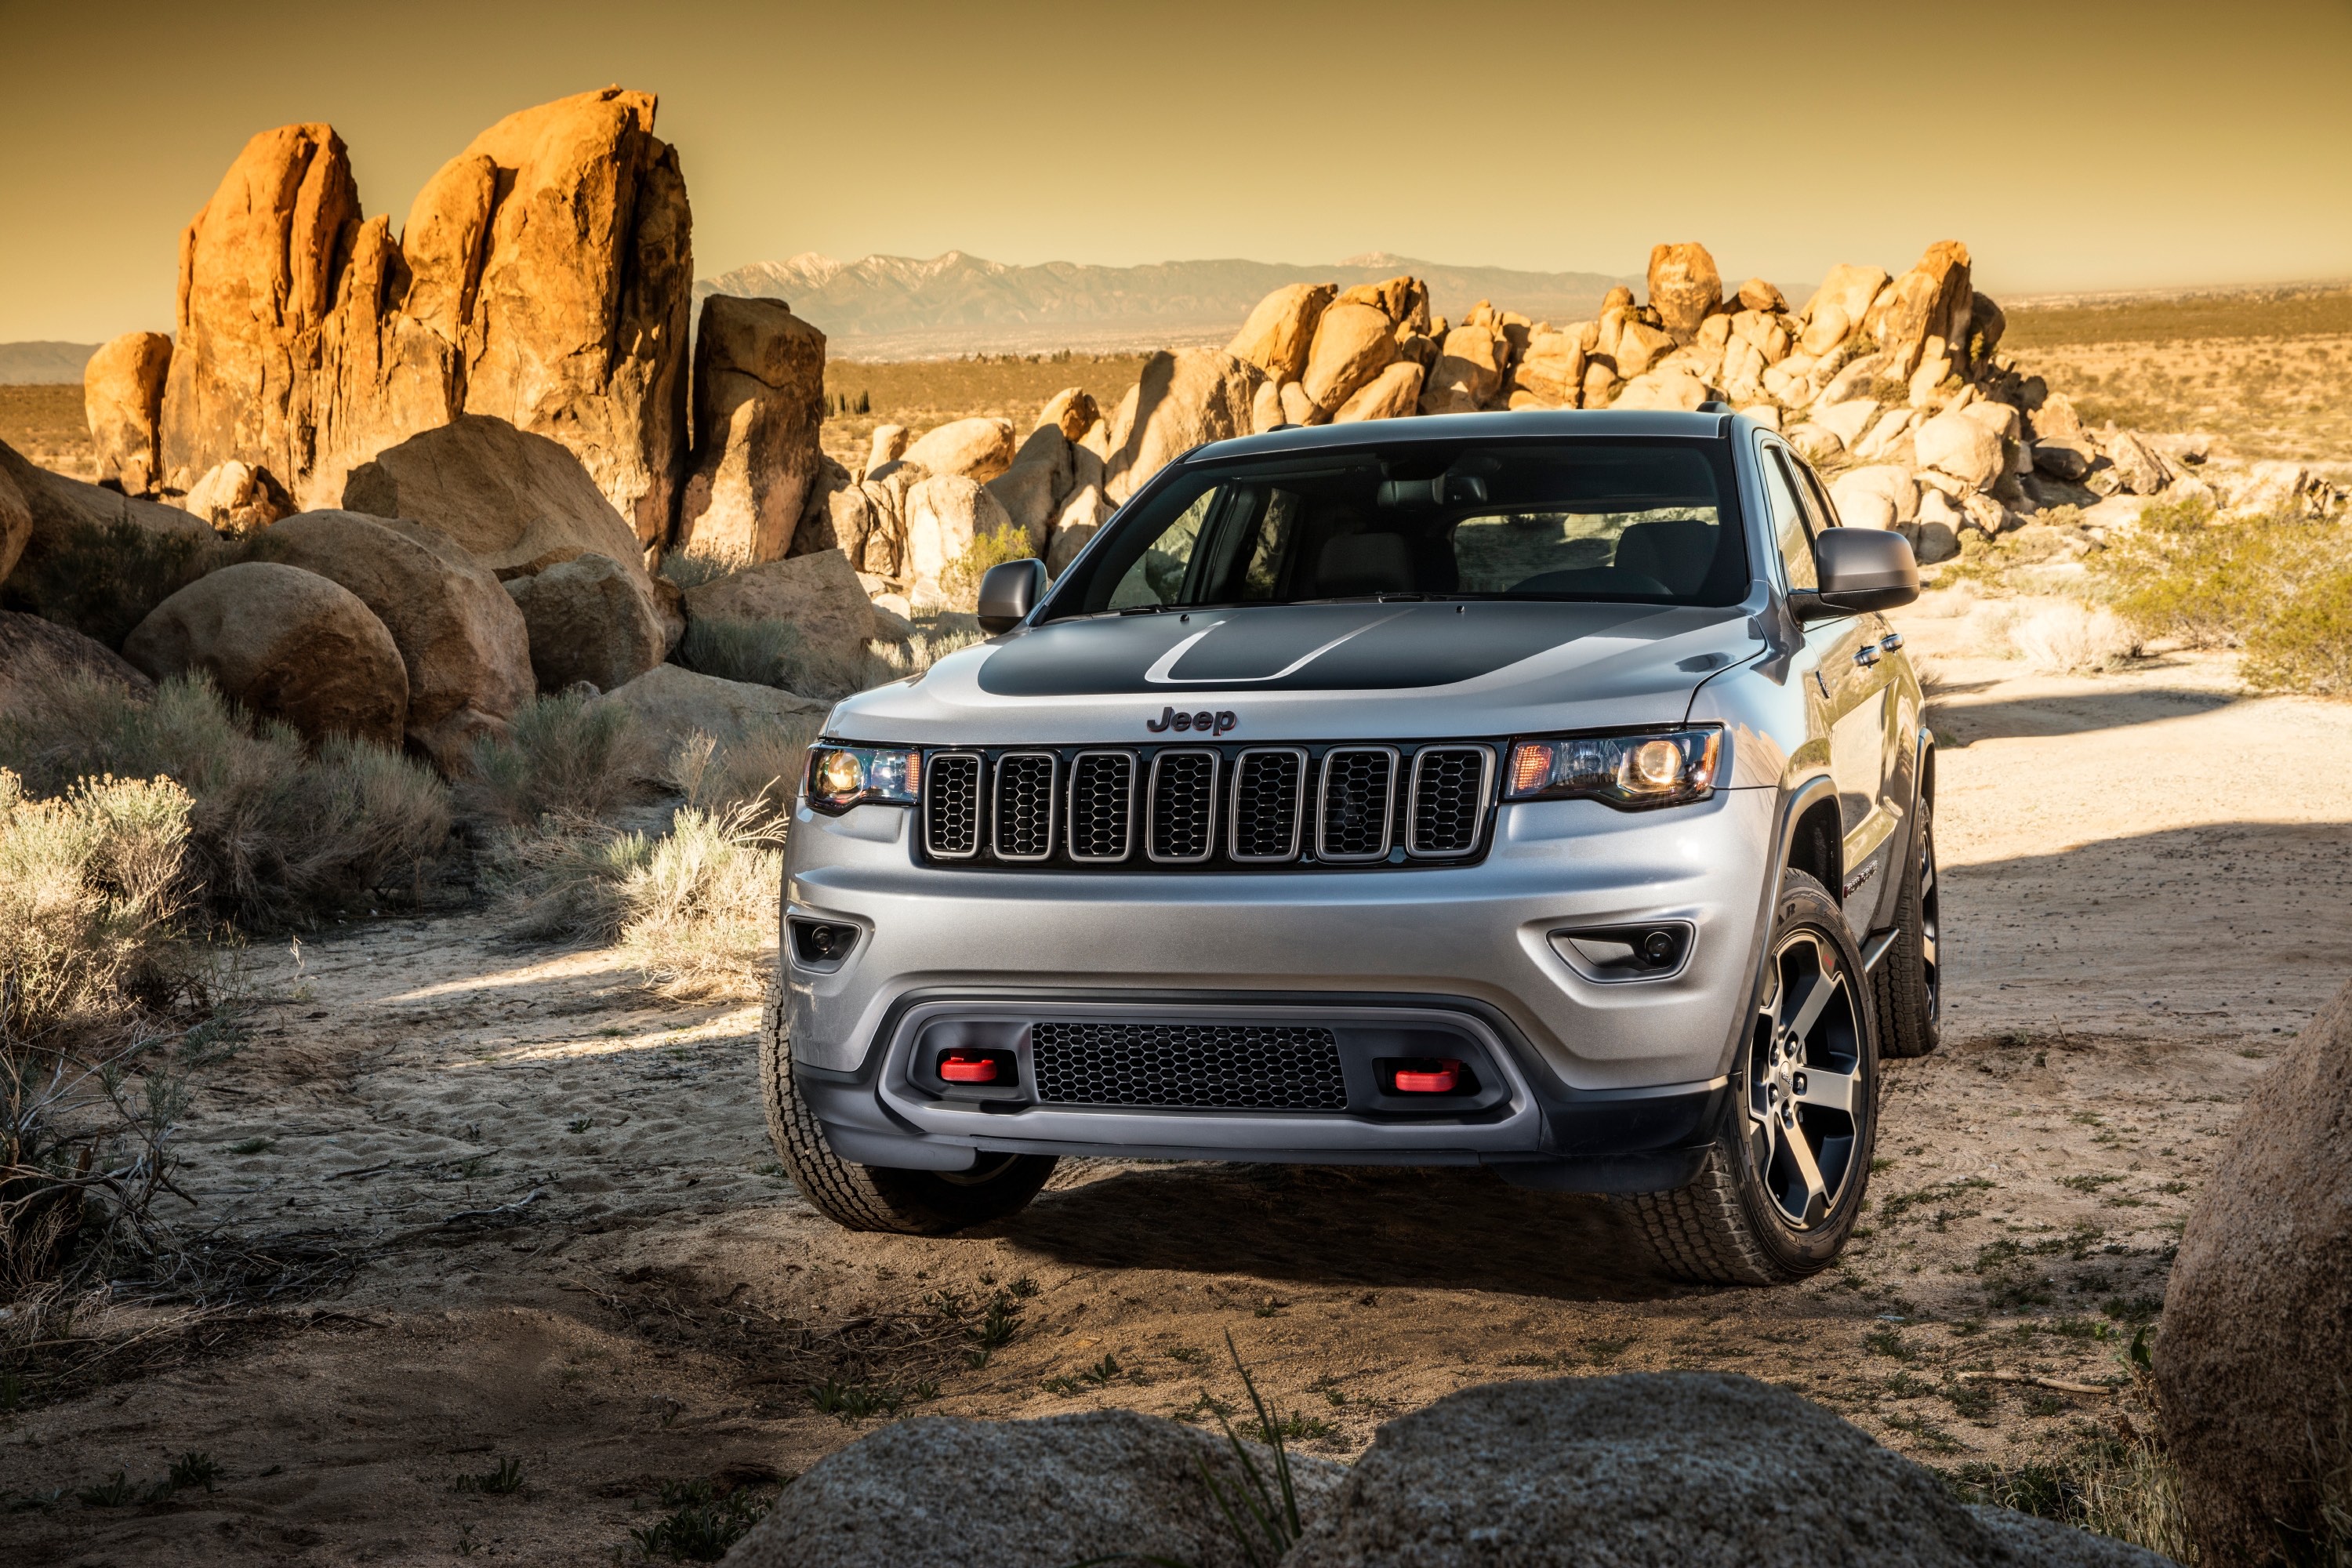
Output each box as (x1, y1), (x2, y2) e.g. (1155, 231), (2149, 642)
(1045, 437), (1750, 617)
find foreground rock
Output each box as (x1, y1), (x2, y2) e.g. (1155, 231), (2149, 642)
(502, 553), (665, 695)
(0, 610), (154, 711)
(262, 510), (534, 772)
(2158, 977), (2352, 1564)
(679, 548), (881, 671)
(722, 1410), (1348, 1568)
(122, 561), (407, 749)
(82, 331), (173, 496)
(1285, 1374), (2165, 1567)
(586, 662), (827, 768)
(0, 437), (223, 644)
(676, 296), (826, 563)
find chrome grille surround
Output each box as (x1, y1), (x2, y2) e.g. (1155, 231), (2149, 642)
(1316, 746), (1399, 862)
(991, 751), (1058, 862)
(1146, 749), (1220, 863)
(1227, 747), (1308, 863)
(922, 751), (983, 858)
(1065, 750), (1136, 863)
(1407, 745), (1494, 858)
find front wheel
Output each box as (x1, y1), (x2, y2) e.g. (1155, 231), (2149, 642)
(759, 996), (1057, 1235)
(1632, 871), (1879, 1285)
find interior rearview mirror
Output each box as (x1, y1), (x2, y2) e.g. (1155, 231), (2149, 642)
(1791, 528), (1919, 622)
(976, 557), (1048, 633)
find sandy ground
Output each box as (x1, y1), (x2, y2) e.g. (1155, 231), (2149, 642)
(5, 625), (2350, 1565)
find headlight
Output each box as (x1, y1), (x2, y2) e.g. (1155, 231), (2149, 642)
(803, 744), (920, 814)
(1504, 727), (1722, 809)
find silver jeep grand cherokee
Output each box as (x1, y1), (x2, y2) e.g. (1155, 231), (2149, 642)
(762, 408), (1938, 1285)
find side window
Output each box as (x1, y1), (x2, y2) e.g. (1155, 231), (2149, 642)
(1761, 447), (1817, 591)
(1791, 458), (1842, 533)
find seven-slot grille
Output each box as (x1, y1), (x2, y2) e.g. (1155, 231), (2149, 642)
(920, 742), (1494, 869)
(1031, 1022), (1347, 1109)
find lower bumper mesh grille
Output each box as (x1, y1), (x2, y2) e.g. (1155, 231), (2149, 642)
(1031, 1022), (1347, 1110)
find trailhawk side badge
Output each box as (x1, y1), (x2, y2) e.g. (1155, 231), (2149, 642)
(1146, 707), (1237, 735)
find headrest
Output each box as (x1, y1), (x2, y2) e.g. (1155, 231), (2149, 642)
(1316, 533), (1414, 597)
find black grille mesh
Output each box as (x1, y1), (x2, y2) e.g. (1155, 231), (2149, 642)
(1229, 750), (1305, 860)
(924, 753), (981, 856)
(1149, 752), (1218, 861)
(993, 753), (1057, 858)
(1319, 750), (1395, 859)
(1411, 747), (1488, 855)
(1067, 752), (1134, 861)
(1031, 1022), (1347, 1109)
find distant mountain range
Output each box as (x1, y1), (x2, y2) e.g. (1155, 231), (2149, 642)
(0, 341), (97, 384)
(696, 252), (1646, 358)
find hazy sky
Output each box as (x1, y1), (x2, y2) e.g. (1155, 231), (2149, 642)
(3, 0), (2348, 342)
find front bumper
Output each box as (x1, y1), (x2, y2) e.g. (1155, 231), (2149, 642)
(781, 786), (1776, 1184)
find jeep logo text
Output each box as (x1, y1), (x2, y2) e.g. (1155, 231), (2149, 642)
(1147, 706), (1237, 735)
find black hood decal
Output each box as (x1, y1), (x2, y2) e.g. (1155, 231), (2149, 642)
(977, 601), (1742, 697)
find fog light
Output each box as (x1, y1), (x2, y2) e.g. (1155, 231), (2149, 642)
(789, 920), (858, 965)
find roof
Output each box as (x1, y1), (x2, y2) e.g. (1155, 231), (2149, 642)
(1185, 408), (1741, 466)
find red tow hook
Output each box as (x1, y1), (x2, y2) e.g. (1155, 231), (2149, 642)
(938, 1054), (1000, 1084)
(1392, 1060), (1464, 1094)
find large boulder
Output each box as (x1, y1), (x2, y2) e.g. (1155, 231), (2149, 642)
(675, 296), (825, 564)
(1915, 410), (2005, 489)
(1300, 303), (1398, 414)
(122, 561), (407, 749)
(1035, 387), (1100, 442)
(1863, 241), (1975, 379)
(1801, 263), (1892, 341)
(342, 415), (652, 585)
(1283, 1374), (2166, 1568)
(1227, 283), (1336, 383)
(1507, 331), (1586, 408)
(865, 423), (910, 475)
(902, 417), (1016, 484)
(722, 1410), (1347, 1568)
(158, 90), (691, 541)
(1646, 242), (1723, 342)
(2159, 979), (2352, 1564)
(260, 510), (533, 772)
(1418, 326), (1507, 416)
(0, 610), (154, 713)
(2098, 429), (2173, 496)
(0, 461), (27, 588)
(1336, 274), (1431, 333)
(1332, 361), (1426, 423)
(83, 332), (173, 497)
(982, 425), (1075, 551)
(1611, 368), (1711, 412)
(587, 662), (828, 767)
(1612, 318), (1675, 379)
(503, 553), (666, 694)
(0, 438), (225, 646)
(680, 549), (880, 672)
(904, 474), (1015, 608)
(1102, 350), (1264, 504)
(1831, 464), (1920, 529)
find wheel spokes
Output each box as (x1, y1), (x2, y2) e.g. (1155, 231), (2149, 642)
(1793, 1062), (1860, 1116)
(1784, 967), (1837, 1041)
(1781, 1120), (1831, 1223)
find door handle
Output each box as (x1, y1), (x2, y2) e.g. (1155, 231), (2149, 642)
(1854, 646), (1881, 668)
(1879, 632), (1904, 653)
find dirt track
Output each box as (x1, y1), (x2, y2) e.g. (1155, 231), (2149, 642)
(5, 623), (2350, 1566)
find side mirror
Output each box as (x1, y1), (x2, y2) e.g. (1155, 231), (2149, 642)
(976, 557), (1047, 633)
(1790, 528), (1919, 622)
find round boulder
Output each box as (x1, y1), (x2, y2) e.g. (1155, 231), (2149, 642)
(503, 552), (666, 695)
(1915, 410), (2004, 489)
(122, 561), (407, 749)
(1301, 302), (1400, 413)
(900, 417), (1016, 484)
(261, 510), (534, 773)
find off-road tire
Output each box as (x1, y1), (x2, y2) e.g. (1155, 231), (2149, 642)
(1632, 870), (1880, 1286)
(1871, 798), (1941, 1059)
(759, 996), (1056, 1235)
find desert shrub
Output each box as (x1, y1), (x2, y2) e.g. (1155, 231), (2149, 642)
(1953, 1437), (2194, 1564)
(463, 691), (646, 827)
(2240, 565), (2352, 697)
(1, 768), (195, 1298)
(1955, 598), (2141, 673)
(0, 517), (215, 648)
(939, 524), (1036, 612)
(670, 724), (821, 822)
(655, 549), (741, 592)
(0, 673), (450, 928)
(877, 627), (984, 681)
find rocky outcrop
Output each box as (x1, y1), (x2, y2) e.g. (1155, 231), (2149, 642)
(903, 474), (1014, 608)
(342, 416), (652, 583)
(1333, 361), (1425, 423)
(83, 332), (173, 496)
(1647, 242), (1723, 342)
(586, 662), (827, 765)
(675, 296), (825, 564)
(0, 437), (223, 646)
(723, 1410), (1348, 1568)
(1301, 302), (1397, 414)
(0, 610), (154, 712)
(261, 510), (533, 772)
(680, 549), (880, 671)
(2158, 978), (2352, 1566)
(1035, 388), (1101, 443)
(1104, 350), (1264, 503)
(1228, 283), (1336, 383)
(503, 553), (666, 694)
(900, 417), (1015, 483)
(122, 561), (407, 749)
(152, 89), (691, 544)
(1284, 1374), (2167, 1568)
(1864, 241), (1975, 379)
(983, 424), (1075, 551)
(182, 459), (296, 535)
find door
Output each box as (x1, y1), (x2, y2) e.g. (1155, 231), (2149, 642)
(1762, 445), (1895, 931)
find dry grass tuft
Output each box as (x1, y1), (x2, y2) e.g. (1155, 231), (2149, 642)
(463, 691), (647, 828)
(1955, 598), (2143, 673)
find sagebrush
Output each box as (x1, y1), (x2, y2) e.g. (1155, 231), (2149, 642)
(463, 691), (648, 828)
(2095, 497), (2352, 695)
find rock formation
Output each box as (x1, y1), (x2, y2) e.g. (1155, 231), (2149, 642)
(676, 296), (826, 564)
(0, 611), (154, 713)
(151, 89), (691, 545)
(0, 437), (223, 646)
(261, 510), (534, 772)
(181, 459), (296, 535)
(586, 662), (828, 769)
(503, 553), (666, 695)
(0, 461), (27, 589)
(2158, 977), (2352, 1565)
(678, 548), (882, 670)
(83, 332), (173, 496)
(122, 561), (408, 750)
(1646, 242), (1723, 342)
(1102, 350), (1264, 503)
(899, 417), (1015, 484)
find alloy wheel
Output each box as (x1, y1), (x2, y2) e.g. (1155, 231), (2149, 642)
(1745, 929), (1867, 1229)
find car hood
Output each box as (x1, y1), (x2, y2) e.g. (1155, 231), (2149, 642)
(829, 599), (1766, 746)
